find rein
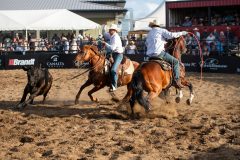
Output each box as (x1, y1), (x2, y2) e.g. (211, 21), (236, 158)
(70, 48), (105, 80)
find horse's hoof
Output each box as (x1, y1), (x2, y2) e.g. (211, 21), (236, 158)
(175, 97), (181, 103)
(74, 100), (79, 105)
(15, 103), (25, 110)
(94, 98), (99, 103)
(112, 97), (120, 102)
(186, 99), (191, 105)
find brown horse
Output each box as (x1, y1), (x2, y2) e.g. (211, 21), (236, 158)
(129, 36), (194, 114)
(74, 45), (139, 104)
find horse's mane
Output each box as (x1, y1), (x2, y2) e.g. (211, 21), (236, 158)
(165, 37), (178, 54)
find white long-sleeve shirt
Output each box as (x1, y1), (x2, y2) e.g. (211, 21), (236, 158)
(105, 32), (123, 53)
(145, 27), (184, 56)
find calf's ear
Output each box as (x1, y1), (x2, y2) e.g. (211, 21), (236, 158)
(22, 66), (30, 71)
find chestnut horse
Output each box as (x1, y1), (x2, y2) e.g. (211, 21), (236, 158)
(129, 36), (194, 115)
(74, 45), (139, 104)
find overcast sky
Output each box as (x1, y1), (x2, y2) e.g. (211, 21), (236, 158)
(125, 0), (164, 19)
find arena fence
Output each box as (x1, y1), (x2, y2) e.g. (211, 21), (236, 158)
(0, 52), (240, 74)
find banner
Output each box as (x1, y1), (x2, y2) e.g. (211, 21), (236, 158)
(0, 55), (4, 69)
(1, 52), (240, 74)
(4, 53), (39, 69)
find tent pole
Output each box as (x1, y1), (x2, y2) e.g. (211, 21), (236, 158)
(25, 29), (28, 41)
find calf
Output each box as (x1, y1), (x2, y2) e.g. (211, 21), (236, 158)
(16, 66), (53, 109)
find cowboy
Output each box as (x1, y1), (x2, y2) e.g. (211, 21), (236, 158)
(145, 20), (188, 88)
(102, 24), (124, 92)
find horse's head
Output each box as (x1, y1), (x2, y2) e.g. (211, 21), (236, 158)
(74, 45), (99, 67)
(165, 37), (187, 60)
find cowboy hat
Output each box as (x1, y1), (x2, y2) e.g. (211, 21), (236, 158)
(149, 19), (161, 27)
(193, 27), (199, 31)
(109, 24), (120, 32)
(62, 37), (68, 41)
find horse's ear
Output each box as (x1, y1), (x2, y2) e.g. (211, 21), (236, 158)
(22, 66), (30, 71)
(90, 45), (99, 54)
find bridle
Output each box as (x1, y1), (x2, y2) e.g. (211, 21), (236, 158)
(71, 46), (105, 80)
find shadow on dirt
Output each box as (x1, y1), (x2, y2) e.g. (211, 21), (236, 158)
(0, 100), (129, 120)
(189, 144), (240, 160)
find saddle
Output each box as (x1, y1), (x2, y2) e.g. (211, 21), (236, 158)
(104, 55), (134, 76)
(148, 56), (185, 78)
(148, 56), (172, 71)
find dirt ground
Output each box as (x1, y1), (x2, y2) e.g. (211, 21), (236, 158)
(0, 69), (239, 160)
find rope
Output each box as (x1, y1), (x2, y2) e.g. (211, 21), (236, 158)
(186, 32), (204, 80)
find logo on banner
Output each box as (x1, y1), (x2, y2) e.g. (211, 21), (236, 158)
(47, 55), (64, 68)
(201, 58), (227, 69)
(8, 59), (35, 66)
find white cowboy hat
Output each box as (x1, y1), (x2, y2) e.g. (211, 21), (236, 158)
(62, 37), (68, 41)
(109, 24), (120, 32)
(193, 27), (199, 31)
(149, 19), (161, 27)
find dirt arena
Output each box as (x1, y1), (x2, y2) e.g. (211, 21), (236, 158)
(0, 69), (239, 160)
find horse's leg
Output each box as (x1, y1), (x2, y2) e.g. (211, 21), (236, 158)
(16, 85), (30, 109)
(163, 88), (171, 104)
(75, 79), (92, 104)
(182, 79), (194, 105)
(88, 84), (105, 102)
(121, 83), (133, 104)
(42, 84), (52, 104)
(175, 88), (183, 103)
(145, 91), (160, 112)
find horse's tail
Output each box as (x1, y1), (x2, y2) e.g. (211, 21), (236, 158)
(130, 70), (150, 111)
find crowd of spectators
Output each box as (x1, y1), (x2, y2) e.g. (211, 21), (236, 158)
(184, 26), (239, 56)
(0, 32), (95, 54)
(0, 27), (239, 57)
(180, 12), (240, 27)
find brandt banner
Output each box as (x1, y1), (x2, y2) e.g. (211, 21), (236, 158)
(4, 54), (38, 69)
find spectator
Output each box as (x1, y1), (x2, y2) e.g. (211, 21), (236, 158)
(126, 40), (138, 54)
(213, 29), (220, 41)
(206, 32), (216, 47)
(191, 28), (200, 55)
(122, 36), (128, 48)
(219, 31), (226, 45)
(70, 38), (79, 54)
(192, 17), (198, 26)
(182, 16), (192, 27)
(185, 33), (193, 55)
(62, 37), (69, 54)
(201, 28), (209, 41)
(202, 43), (210, 56)
(96, 35), (104, 51)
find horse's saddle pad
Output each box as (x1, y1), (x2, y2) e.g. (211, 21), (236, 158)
(104, 57), (134, 75)
(148, 57), (171, 71)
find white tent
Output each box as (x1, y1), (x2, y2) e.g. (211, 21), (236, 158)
(29, 10), (100, 30)
(0, 12), (25, 31)
(0, 9), (100, 31)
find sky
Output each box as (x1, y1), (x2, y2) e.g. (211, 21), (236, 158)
(125, 0), (164, 19)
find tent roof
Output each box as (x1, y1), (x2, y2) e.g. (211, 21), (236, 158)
(0, 9), (100, 31)
(0, 13), (25, 31)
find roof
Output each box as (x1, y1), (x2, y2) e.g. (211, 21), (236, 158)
(0, 0), (126, 11)
(0, 9), (100, 31)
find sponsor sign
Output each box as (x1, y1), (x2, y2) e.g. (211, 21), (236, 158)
(8, 58), (35, 66)
(46, 55), (65, 68)
(201, 58), (228, 70)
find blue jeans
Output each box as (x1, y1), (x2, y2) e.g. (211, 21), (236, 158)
(158, 51), (181, 80)
(111, 52), (123, 88)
